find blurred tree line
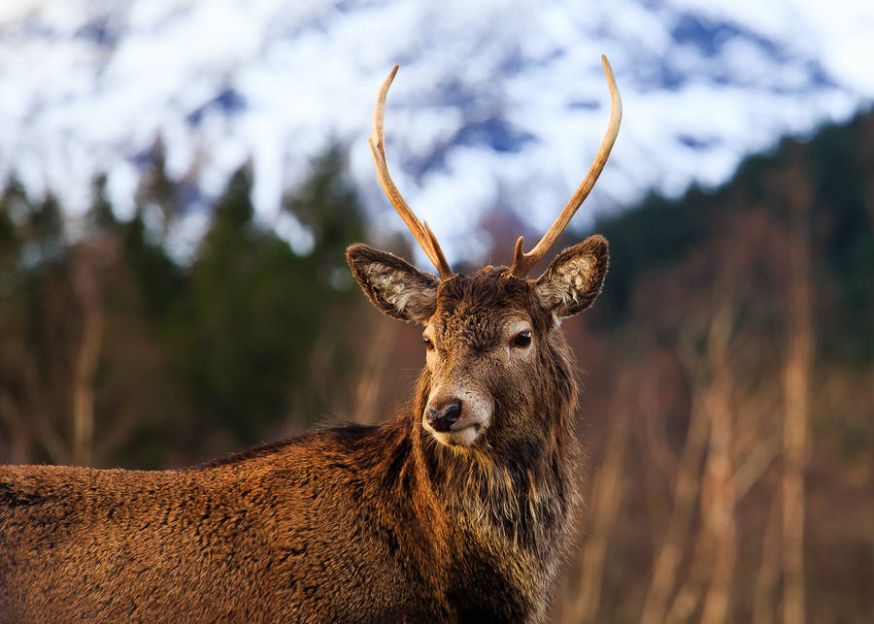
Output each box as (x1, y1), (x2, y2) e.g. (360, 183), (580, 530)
(0, 144), (367, 468)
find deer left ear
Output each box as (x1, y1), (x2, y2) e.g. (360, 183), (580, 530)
(534, 235), (609, 318)
(347, 243), (438, 323)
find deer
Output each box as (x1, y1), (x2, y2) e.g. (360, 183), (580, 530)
(0, 55), (621, 623)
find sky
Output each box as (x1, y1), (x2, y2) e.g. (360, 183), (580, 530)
(0, 0), (873, 262)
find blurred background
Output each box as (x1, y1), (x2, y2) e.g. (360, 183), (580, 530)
(0, 1), (872, 622)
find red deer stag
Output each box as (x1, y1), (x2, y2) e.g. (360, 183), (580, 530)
(0, 55), (621, 623)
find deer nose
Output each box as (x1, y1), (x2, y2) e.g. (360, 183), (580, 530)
(426, 400), (462, 433)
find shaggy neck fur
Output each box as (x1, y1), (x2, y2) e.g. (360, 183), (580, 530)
(380, 328), (583, 621)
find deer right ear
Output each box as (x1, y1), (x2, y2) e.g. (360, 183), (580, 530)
(347, 244), (438, 323)
(534, 235), (609, 318)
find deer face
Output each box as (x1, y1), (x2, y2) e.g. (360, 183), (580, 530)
(347, 235), (608, 449)
(420, 276), (533, 448)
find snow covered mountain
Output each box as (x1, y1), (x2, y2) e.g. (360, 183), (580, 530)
(1, 0), (873, 261)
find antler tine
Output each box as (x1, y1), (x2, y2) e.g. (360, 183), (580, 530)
(510, 54), (622, 278)
(369, 65), (453, 279)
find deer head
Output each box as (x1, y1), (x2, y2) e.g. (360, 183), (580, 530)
(348, 56), (621, 451)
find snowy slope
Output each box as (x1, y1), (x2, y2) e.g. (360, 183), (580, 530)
(1, 0), (873, 261)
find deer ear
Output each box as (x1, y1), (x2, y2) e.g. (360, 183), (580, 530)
(534, 235), (609, 318)
(347, 243), (438, 323)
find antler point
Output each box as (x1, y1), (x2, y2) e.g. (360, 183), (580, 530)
(514, 236), (525, 254)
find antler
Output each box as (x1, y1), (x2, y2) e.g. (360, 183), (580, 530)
(369, 65), (453, 279)
(509, 54), (622, 278)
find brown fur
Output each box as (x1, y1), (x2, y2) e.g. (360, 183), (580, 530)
(0, 238), (608, 623)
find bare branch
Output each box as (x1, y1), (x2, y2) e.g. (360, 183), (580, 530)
(641, 349), (711, 624)
(563, 373), (631, 623)
(753, 491), (782, 624)
(71, 252), (104, 467)
(781, 156), (812, 624)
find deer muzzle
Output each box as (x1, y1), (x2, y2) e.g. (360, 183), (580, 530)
(423, 384), (493, 448)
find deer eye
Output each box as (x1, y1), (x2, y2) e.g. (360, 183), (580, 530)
(422, 336), (435, 351)
(512, 330), (532, 348)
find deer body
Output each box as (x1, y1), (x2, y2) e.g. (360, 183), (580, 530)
(1, 56), (621, 623)
(2, 424), (455, 623)
(1, 307), (581, 623)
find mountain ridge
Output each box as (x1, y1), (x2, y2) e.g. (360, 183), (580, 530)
(1, 0), (872, 261)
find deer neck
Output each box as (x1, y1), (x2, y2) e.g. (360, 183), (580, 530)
(408, 353), (582, 570)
